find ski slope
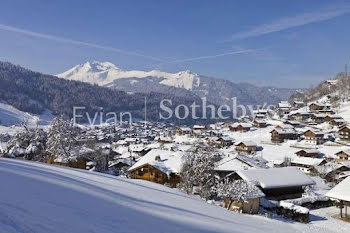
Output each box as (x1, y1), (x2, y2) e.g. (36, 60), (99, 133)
(0, 158), (305, 233)
(0, 102), (54, 127)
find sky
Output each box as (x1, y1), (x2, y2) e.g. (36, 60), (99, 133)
(1, 0), (350, 88)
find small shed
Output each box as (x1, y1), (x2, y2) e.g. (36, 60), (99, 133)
(326, 176), (350, 219)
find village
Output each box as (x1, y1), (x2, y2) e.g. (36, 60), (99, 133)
(1, 88), (350, 229)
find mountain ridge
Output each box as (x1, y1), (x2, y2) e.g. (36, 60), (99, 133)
(58, 61), (300, 106)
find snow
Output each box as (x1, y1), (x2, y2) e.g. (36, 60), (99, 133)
(0, 158), (302, 233)
(326, 176), (350, 202)
(57, 61), (200, 90)
(236, 167), (316, 189)
(0, 102), (54, 127)
(128, 149), (186, 175)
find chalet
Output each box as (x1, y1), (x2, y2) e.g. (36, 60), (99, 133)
(229, 123), (252, 132)
(290, 157), (326, 174)
(285, 120), (303, 128)
(324, 114), (342, 122)
(128, 149), (184, 187)
(314, 163), (350, 183)
(108, 158), (135, 175)
(215, 154), (268, 178)
(223, 183), (265, 214)
(335, 150), (350, 161)
(205, 136), (220, 146)
(232, 167), (315, 200)
(309, 103), (331, 112)
(318, 109), (335, 115)
(303, 129), (325, 145)
(330, 118), (346, 127)
(293, 101), (305, 109)
(176, 127), (192, 135)
(311, 113), (326, 124)
(289, 112), (312, 122)
(295, 149), (321, 158)
(338, 126), (350, 141)
(48, 147), (95, 170)
(326, 176), (350, 219)
(253, 109), (268, 120)
(253, 119), (267, 128)
(235, 141), (258, 154)
(278, 101), (292, 116)
(270, 128), (298, 143)
(216, 136), (234, 147)
(193, 125), (206, 131)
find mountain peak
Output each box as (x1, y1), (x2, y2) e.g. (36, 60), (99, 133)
(57, 62), (200, 90)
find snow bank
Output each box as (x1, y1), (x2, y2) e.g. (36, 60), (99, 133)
(0, 158), (301, 233)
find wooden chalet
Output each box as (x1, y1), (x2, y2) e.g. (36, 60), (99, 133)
(293, 101), (305, 108)
(176, 127), (192, 135)
(223, 186), (265, 214)
(289, 112), (312, 122)
(253, 119), (267, 128)
(232, 167), (315, 200)
(330, 118), (346, 127)
(311, 113), (326, 124)
(128, 149), (184, 187)
(229, 123), (252, 132)
(270, 128), (298, 143)
(338, 126), (350, 141)
(309, 103), (331, 112)
(290, 157), (326, 174)
(235, 141), (258, 154)
(335, 149), (350, 161)
(303, 130), (325, 145)
(295, 149), (320, 158)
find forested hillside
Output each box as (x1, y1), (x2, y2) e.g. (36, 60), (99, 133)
(0, 62), (208, 124)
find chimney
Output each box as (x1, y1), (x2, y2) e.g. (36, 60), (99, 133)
(155, 155), (161, 161)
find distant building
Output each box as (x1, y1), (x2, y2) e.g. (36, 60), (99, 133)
(229, 123), (252, 132)
(338, 126), (350, 141)
(303, 130), (325, 145)
(231, 167), (315, 199)
(295, 149), (321, 158)
(335, 149), (350, 161)
(235, 141), (258, 154)
(270, 128), (298, 143)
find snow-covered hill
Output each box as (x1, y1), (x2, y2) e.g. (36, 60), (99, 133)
(0, 158), (304, 233)
(0, 102), (53, 127)
(57, 61), (200, 90)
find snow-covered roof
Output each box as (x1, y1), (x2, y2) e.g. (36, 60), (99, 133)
(326, 176), (350, 202)
(128, 149), (185, 175)
(278, 101), (291, 108)
(291, 157), (325, 166)
(296, 149), (320, 154)
(335, 149), (350, 156)
(236, 167), (315, 189)
(230, 123), (252, 128)
(235, 141), (257, 147)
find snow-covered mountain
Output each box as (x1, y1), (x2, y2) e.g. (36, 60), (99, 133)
(57, 61), (200, 90)
(58, 61), (299, 107)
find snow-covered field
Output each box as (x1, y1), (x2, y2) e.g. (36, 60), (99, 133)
(0, 158), (335, 233)
(0, 102), (54, 127)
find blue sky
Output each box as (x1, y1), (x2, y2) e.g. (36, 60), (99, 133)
(1, 0), (350, 88)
